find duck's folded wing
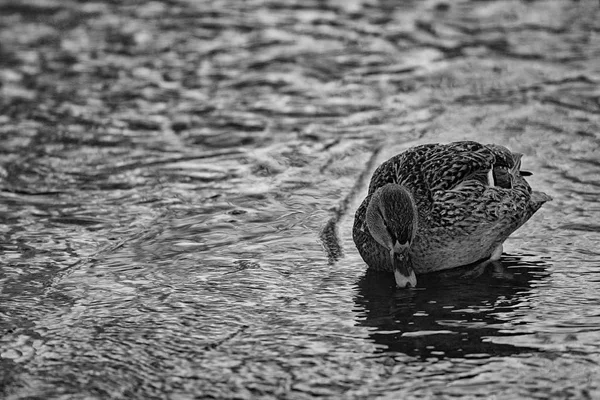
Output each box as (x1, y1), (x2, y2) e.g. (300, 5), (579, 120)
(419, 141), (496, 192)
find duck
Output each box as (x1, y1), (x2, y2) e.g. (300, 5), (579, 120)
(352, 141), (551, 288)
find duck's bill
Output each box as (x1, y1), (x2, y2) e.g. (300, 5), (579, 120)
(392, 252), (417, 288)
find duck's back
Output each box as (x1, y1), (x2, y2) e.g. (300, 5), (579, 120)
(368, 142), (497, 196)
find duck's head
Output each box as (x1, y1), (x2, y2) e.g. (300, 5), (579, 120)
(366, 183), (418, 288)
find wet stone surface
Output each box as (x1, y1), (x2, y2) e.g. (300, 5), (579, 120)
(1, 1), (600, 399)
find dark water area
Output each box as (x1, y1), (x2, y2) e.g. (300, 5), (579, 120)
(356, 256), (551, 359)
(1, 0), (599, 399)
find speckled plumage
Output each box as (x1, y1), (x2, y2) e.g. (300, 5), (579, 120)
(353, 141), (551, 274)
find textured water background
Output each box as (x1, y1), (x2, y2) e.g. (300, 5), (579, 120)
(1, 0), (599, 398)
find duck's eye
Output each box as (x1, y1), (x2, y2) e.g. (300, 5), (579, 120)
(377, 208), (387, 226)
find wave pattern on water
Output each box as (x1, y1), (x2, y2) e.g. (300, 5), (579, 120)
(1, 0), (600, 399)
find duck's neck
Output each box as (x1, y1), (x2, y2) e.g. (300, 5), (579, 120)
(365, 184), (418, 287)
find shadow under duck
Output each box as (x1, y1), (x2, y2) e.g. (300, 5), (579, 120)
(352, 141), (551, 288)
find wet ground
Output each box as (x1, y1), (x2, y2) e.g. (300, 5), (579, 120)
(1, 0), (600, 398)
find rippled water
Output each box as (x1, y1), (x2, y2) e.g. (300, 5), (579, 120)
(1, 0), (600, 399)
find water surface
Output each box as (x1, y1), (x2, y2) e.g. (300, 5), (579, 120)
(1, 0), (600, 398)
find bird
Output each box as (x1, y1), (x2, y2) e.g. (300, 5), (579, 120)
(352, 140), (551, 288)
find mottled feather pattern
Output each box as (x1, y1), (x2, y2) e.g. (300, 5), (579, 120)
(353, 140), (551, 274)
(421, 142), (494, 193)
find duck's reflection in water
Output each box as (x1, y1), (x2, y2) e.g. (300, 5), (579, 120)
(354, 254), (550, 359)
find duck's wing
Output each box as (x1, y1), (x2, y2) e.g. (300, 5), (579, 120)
(418, 141), (528, 193)
(429, 143), (544, 232)
(420, 141), (497, 192)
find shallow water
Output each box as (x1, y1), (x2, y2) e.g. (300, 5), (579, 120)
(1, 0), (600, 399)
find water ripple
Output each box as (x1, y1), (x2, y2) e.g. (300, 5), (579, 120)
(2, 0), (600, 399)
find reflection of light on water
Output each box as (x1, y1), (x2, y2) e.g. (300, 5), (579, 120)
(401, 330), (455, 337)
(0, 0), (599, 397)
